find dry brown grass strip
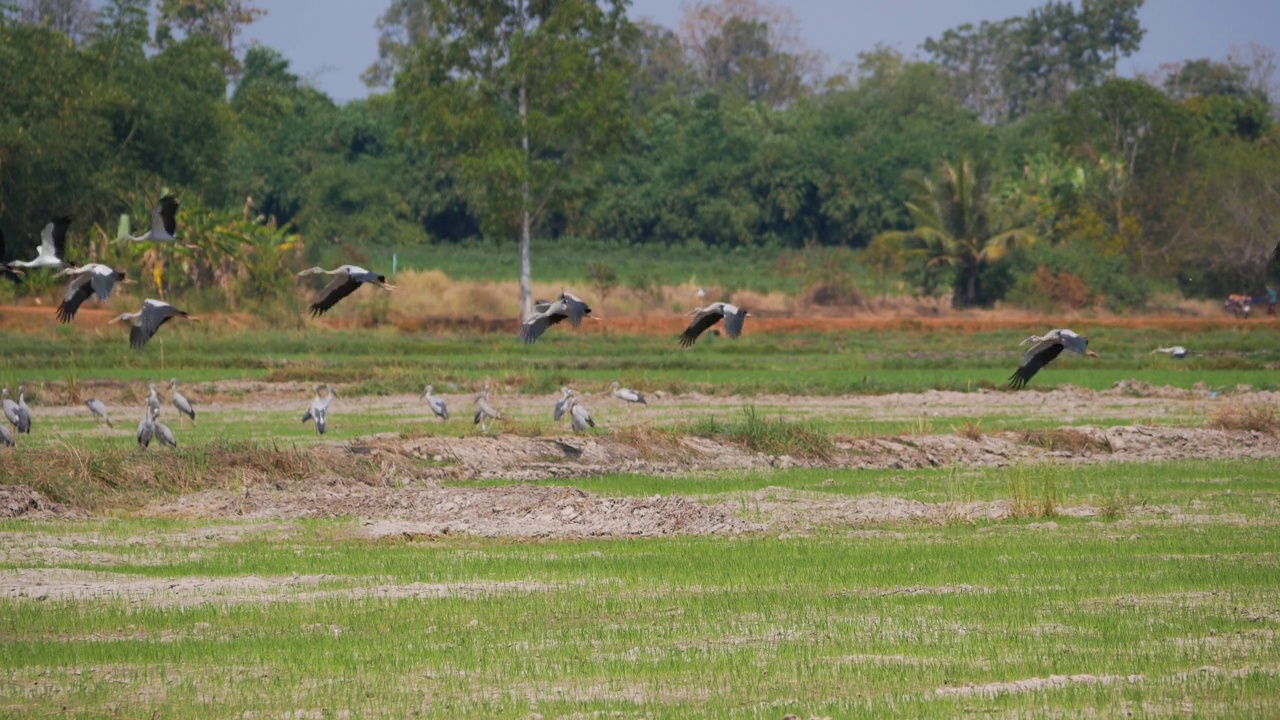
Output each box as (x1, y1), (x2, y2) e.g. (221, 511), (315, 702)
(1020, 428), (1113, 453)
(1207, 403), (1280, 433)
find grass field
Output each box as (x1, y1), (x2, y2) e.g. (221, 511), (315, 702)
(2, 458), (1277, 717)
(4, 320), (1278, 396)
(2, 317), (1278, 716)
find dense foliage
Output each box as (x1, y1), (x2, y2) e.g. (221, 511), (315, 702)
(2, 0), (1277, 311)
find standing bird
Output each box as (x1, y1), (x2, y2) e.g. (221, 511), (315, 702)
(55, 264), (134, 323)
(136, 406), (155, 449)
(301, 384), (334, 435)
(1009, 328), (1099, 390)
(473, 383), (500, 433)
(610, 381), (647, 406)
(146, 383), (162, 415)
(169, 379), (196, 424)
(0, 422), (12, 447)
(517, 292), (592, 344)
(679, 303), (748, 348)
(553, 387), (574, 421)
(85, 399), (114, 428)
(151, 407), (177, 448)
(421, 384), (449, 421)
(128, 195), (180, 242)
(1, 388), (26, 434)
(296, 265), (395, 317)
(109, 299), (192, 349)
(566, 395), (596, 434)
(1152, 346), (1190, 360)
(7, 215), (72, 270)
(16, 385), (33, 435)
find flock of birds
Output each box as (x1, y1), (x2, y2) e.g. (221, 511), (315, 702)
(0, 376), (651, 448)
(1, 200), (1200, 449)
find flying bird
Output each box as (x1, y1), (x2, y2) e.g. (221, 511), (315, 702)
(128, 195), (180, 242)
(6, 215), (72, 270)
(610, 381), (647, 405)
(109, 299), (192, 349)
(0, 228), (26, 283)
(1152, 346), (1190, 359)
(296, 265), (395, 317)
(85, 398), (114, 428)
(1009, 328), (1098, 390)
(55, 263), (134, 323)
(301, 384), (334, 435)
(169, 379), (196, 423)
(421, 384), (449, 421)
(517, 292), (592, 344)
(679, 303), (748, 348)
(473, 383), (500, 433)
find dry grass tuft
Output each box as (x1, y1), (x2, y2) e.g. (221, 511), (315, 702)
(952, 420), (984, 441)
(1021, 428), (1113, 453)
(0, 441), (385, 513)
(1206, 402), (1280, 433)
(612, 423), (688, 459)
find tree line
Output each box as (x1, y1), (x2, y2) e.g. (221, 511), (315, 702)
(2, 0), (1278, 312)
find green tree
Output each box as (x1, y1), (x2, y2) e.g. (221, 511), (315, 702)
(396, 0), (635, 319)
(363, 0), (431, 89)
(877, 156), (1034, 307)
(156, 0), (264, 80)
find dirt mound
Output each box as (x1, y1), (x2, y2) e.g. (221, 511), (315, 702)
(147, 482), (763, 539)
(0, 486), (83, 520)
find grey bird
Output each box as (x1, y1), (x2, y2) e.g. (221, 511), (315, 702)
(610, 381), (647, 405)
(1009, 328), (1099, 390)
(137, 406), (155, 449)
(85, 399), (114, 428)
(296, 265), (395, 317)
(301, 384), (334, 435)
(169, 379), (196, 423)
(567, 395), (596, 434)
(7, 215), (72, 270)
(1152, 346), (1190, 359)
(128, 195), (180, 243)
(15, 385), (33, 435)
(679, 303), (748, 348)
(517, 292), (592, 344)
(109, 299), (193, 350)
(473, 383), (500, 433)
(553, 386), (574, 421)
(0, 421), (12, 447)
(56, 263), (134, 323)
(146, 383), (162, 415)
(151, 407), (177, 448)
(420, 384), (449, 421)
(1, 388), (26, 434)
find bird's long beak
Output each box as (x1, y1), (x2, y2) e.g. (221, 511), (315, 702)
(381, 283), (397, 292)
(121, 278), (138, 285)
(1087, 350), (1100, 358)
(187, 316), (203, 322)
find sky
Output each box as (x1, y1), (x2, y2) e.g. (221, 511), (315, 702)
(245, 0), (1280, 103)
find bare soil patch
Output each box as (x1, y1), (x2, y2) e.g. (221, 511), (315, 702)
(934, 673), (1144, 698)
(0, 486), (85, 520)
(149, 482), (763, 539)
(0, 567), (570, 607)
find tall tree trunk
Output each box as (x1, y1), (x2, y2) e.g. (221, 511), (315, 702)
(965, 263), (978, 306)
(517, 0), (533, 322)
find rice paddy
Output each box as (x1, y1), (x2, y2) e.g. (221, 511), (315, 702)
(1, 318), (1278, 716)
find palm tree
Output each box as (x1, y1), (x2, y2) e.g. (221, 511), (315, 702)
(877, 155), (1034, 307)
